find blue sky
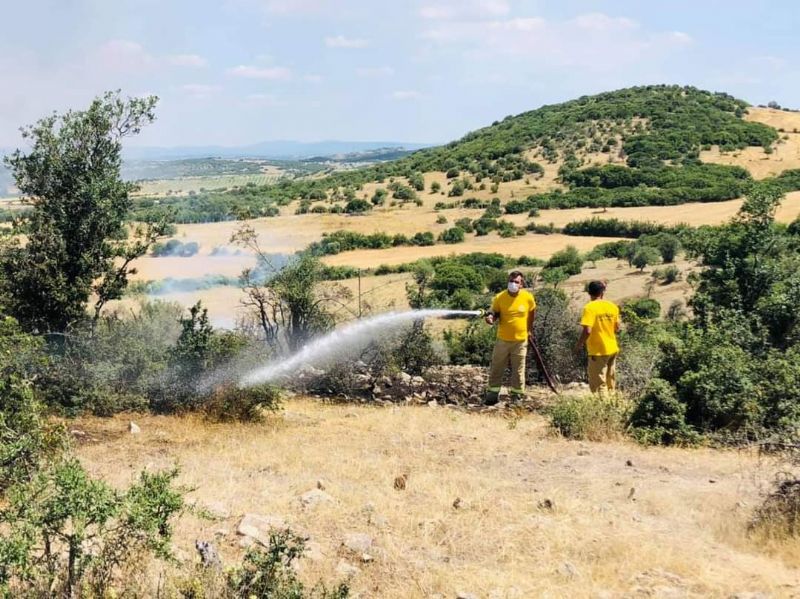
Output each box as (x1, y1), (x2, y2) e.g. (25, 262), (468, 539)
(1, 0), (797, 147)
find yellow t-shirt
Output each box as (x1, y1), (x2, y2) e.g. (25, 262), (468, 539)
(580, 299), (620, 356)
(491, 289), (537, 342)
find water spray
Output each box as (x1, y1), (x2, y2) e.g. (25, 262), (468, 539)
(239, 308), (483, 388)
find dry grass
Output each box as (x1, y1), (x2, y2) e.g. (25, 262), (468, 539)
(700, 107), (800, 179)
(73, 400), (800, 597)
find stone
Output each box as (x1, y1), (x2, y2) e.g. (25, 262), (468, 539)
(129, 421), (141, 434)
(342, 532), (373, 553)
(201, 500), (230, 520)
(335, 560), (360, 577)
(559, 561), (579, 578)
(300, 488), (335, 507)
(237, 513), (288, 545)
(577, 449), (590, 456)
(394, 473), (408, 490)
(361, 553), (374, 563)
(456, 592), (478, 599)
(316, 479), (327, 491)
(195, 540), (222, 569)
(398, 372), (412, 384)
(303, 541), (325, 562)
(538, 498), (555, 510)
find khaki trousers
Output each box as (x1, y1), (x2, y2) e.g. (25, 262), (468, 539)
(488, 339), (527, 395)
(588, 353), (617, 397)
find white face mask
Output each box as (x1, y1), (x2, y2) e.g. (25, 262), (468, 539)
(507, 282), (520, 294)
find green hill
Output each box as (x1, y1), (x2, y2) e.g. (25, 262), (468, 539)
(132, 85), (799, 223)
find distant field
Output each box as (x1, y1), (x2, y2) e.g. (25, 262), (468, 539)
(134, 173), (284, 196)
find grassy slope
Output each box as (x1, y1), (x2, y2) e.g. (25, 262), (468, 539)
(76, 401), (800, 598)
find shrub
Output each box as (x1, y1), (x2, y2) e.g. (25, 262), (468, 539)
(632, 246), (661, 271)
(371, 188), (387, 206)
(440, 226), (465, 244)
(652, 265), (681, 284)
(623, 298), (661, 320)
(545, 245), (583, 275)
(431, 181), (441, 193)
(436, 214), (448, 224)
(203, 383), (282, 422)
(629, 378), (699, 445)
(444, 320), (495, 366)
(226, 529), (349, 598)
(548, 394), (631, 441)
(344, 199), (372, 213)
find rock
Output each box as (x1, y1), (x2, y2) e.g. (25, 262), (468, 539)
(238, 536), (256, 549)
(399, 372), (412, 384)
(428, 400), (438, 408)
(303, 541), (325, 562)
(729, 593), (770, 599)
(342, 532), (373, 553)
(213, 528), (229, 537)
(627, 487), (636, 501)
(316, 479), (327, 491)
(129, 421), (141, 434)
(559, 561), (579, 579)
(335, 560), (360, 578)
(577, 449), (590, 456)
(394, 473), (408, 490)
(300, 488), (335, 507)
(452, 497), (463, 509)
(201, 501), (230, 520)
(456, 592), (478, 599)
(237, 513), (288, 545)
(195, 540), (222, 569)
(361, 553), (374, 563)
(368, 514), (388, 529)
(538, 498), (554, 510)
(625, 459), (634, 467)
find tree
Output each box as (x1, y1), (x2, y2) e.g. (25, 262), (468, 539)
(430, 181), (442, 194)
(344, 199), (372, 213)
(232, 225), (351, 352)
(408, 172), (425, 191)
(632, 246), (661, 271)
(0, 92), (168, 335)
(440, 226), (465, 244)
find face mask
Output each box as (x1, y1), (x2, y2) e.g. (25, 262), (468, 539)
(507, 282), (520, 293)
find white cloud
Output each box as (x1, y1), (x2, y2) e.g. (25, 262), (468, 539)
(168, 54), (207, 68)
(357, 66), (395, 77)
(243, 93), (286, 107)
(324, 35), (369, 49)
(420, 12), (692, 71)
(571, 13), (638, 31)
(419, 0), (510, 20)
(96, 39), (154, 72)
(392, 90), (422, 100)
(228, 64), (292, 79)
(262, 0), (328, 14)
(181, 84), (221, 98)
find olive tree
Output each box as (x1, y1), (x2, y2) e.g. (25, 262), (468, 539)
(0, 91), (169, 335)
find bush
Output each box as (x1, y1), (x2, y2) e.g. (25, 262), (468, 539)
(545, 245), (583, 275)
(203, 383), (282, 422)
(151, 239), (200, 257)
(344, 199), (372, 213)
(629, 378), (699, 445)
(652, 265), (681, 284)
(548, 394), (631, 441)
(632, 246), (661, 271)
(226, 529), (349, 598)
(750, 477), (800, 539)
(440, 226), (465, 244)
(444, 320), (495, 366)
(623, 298), (661, 320)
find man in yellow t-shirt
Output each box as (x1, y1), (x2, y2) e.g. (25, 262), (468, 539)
(575, 280), (621, 397)
(484, 270), (537, 405)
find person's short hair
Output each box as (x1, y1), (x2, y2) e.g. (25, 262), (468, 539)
(508, 270), (525, 285)
(587, 280), (606, 297)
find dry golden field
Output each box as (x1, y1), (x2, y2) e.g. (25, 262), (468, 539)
(74, 401), (800, 598)
(700, 107), (800, 178)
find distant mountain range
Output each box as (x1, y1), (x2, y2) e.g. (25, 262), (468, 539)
(121, 140), (432, 161)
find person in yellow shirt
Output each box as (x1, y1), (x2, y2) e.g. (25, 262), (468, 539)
(574, 280), (621, 397)
(484, 270), (537, 405)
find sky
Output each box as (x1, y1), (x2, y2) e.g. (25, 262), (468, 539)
(0, 0), (798, 148)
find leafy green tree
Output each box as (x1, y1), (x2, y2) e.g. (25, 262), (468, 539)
(344, 199), (372, 213)
(545, 245), (583, 275)
(0, 92), (169, 334)
(371, 188), (388, 206)
(409, 172), (425, 191)
(632, 246), (661, 271)
(440, 226), (465, 244)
